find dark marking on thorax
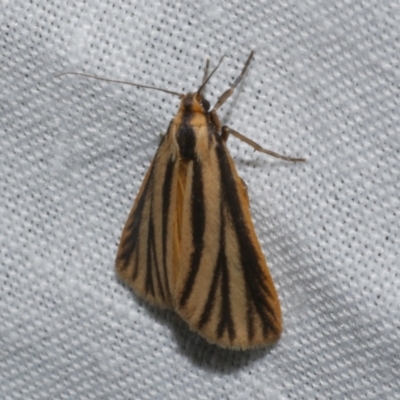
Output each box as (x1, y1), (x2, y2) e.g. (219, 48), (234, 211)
(176, 117), (196, 160)
(176, 96), (196, 160)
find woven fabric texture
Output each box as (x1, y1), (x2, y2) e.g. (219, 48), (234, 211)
(1, 1), (399, 399)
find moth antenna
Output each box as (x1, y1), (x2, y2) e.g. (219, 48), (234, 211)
(55, 72), (184, 98)
(213, 51), (254, 111)
(202, 58), (210, 84)
(197, 55), (225, 96)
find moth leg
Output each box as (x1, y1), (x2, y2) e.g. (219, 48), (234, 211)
(222, 126), (306, 162)
(213, 51), (255, 112)
(202, 58), (210, 84)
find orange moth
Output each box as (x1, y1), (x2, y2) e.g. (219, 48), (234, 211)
(113, 51), (305, 349)
(58, 52), (305, 348)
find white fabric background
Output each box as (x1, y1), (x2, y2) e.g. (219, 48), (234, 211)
(1, 1), (399, 399)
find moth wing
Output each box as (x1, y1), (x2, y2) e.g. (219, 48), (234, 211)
(116, 133), (180, 309)
(174, 139), (282, 349)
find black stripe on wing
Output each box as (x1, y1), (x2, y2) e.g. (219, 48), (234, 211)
(116, 150), (176, 304)
(215, 142), (280, 340)
(116, 165), (155, 273)
(161, 157), (176, 299)
(197, 206), (235, 342)
(179, 159), (205, 307)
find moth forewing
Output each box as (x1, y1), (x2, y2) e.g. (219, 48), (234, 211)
(223, 147), (282, 345)
(115, 161), (154, 291)
(115, 133), (179, 309)
(234, 183), (282, 346)
(174, 138), (282, 349)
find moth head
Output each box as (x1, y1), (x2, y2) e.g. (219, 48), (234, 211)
(179, 93), (210, 114)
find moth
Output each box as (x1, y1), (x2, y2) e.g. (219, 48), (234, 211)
(114, 51), (305, 349)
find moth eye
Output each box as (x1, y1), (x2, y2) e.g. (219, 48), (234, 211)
(201, 98), (210, 111)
